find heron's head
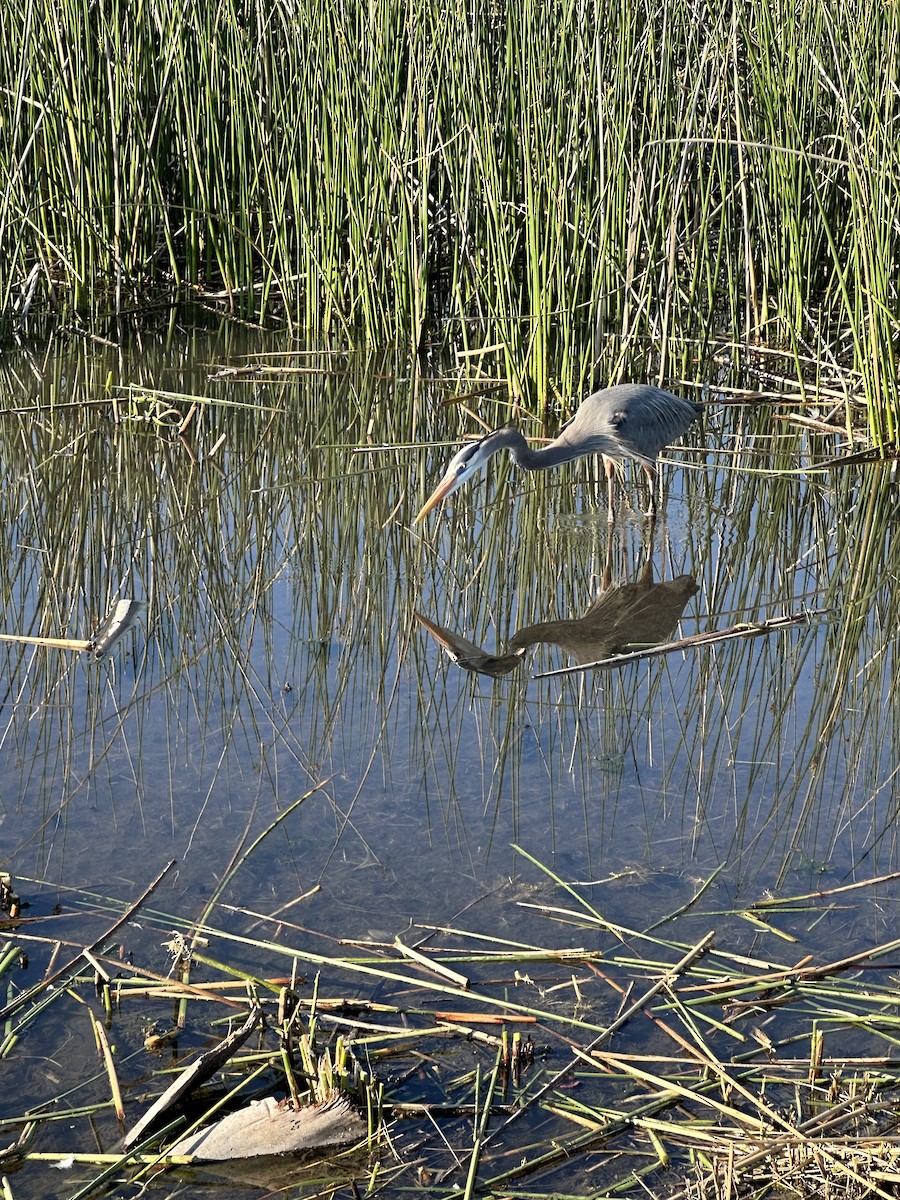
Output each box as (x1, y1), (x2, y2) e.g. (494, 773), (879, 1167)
(415, 431), (501, 523)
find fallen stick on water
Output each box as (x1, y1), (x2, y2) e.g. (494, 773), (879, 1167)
(0, 633), (91, 650)
(0, 598), (145, 656)
(123, 1006), (262, 1149)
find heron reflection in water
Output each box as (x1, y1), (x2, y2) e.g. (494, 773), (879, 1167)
(416, 384), (702, 524)
(415, 561), (698, 678)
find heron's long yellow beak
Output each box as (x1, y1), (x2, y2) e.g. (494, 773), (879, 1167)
(415, 471), (458, 523)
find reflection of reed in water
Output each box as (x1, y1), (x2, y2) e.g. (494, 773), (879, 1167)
(415, 561), (698, 677)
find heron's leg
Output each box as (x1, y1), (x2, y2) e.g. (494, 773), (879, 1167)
(642, 463), (657, 517)
(604, 456), (617, 522)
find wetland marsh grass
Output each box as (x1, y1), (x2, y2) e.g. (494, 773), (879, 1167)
(0, 331), (898, 897)
(2, 0), (899, 427)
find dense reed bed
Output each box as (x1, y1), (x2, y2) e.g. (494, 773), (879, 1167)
(2, 0), (899, 426)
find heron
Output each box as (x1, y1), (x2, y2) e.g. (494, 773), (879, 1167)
(415, 383), (702, 523)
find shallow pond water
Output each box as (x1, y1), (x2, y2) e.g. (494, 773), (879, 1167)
(1, 322), (899, 1196)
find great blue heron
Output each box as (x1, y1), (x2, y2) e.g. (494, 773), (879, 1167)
(415, 383), (702, 523)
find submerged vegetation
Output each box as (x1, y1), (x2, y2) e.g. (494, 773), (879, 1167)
(2, 0), (899, 423)
(0, 328), (898, 917)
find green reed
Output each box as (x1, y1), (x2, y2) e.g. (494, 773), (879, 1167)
(1, 0), (898, 423)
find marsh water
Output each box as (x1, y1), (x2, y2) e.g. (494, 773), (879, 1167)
(2, 320), (900, 1196)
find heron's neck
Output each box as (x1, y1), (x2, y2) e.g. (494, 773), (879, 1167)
(489, 426), (584, 471)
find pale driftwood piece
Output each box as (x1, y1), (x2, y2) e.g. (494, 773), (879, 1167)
(170, 1094), (366, 1160)
(394, 936), (471, 989)
(122, 1006), (262, 1149)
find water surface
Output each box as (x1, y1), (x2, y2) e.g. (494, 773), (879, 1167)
(1, 323), (898, 1195)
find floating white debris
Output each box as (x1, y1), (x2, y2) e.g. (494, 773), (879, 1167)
(170, 1095), (366, 1161)
(88, 599), (146, 660)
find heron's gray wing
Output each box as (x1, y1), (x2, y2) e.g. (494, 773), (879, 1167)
(607, 389), (699, 461)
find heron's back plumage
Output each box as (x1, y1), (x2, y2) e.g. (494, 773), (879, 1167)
(557, 384), (701, 467)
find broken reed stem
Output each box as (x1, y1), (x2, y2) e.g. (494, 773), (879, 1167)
(394, 936), (471, 989)
(481, 932), (716, 1151)
(751, 868), (900, 907)
(24, 1152), (195, 1165)
(0, 633), (91, 650)
(681, 933), (900, 998)
(91, 1013), (125, 1121)
(462, 1049), (503, 1200)
(188, 776), (334, 930)
(643, 863), (727, 933)
(664, 1098), (898, 1200)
